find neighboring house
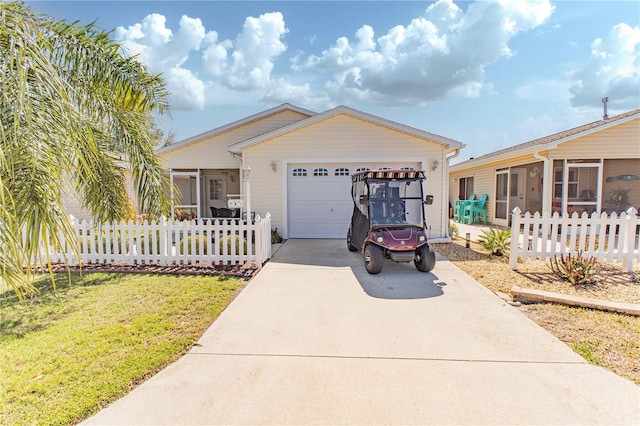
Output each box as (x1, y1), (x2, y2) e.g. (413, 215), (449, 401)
(61, 168), (139, 223)
(449, 109), (640, 227)
(158, 103), (464, 240)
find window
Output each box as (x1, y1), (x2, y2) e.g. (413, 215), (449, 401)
(458, 176), (474, 200)
(356, 167), (370, 172)
(292, 168), (307, 177)
(510, 173), (519, 197)
(379, 167), (391, 170)
(554, 168), (578, 199)
(334, 167), (350, 176)
(313, 168), (328, 176)
(400, 167), (415, 170)
(209, 179), (224, 200)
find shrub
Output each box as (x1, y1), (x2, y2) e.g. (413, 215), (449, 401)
(219, 234), (248, 255)
(271, 228), (283, 244)
(548, 251), (602, 285)
(477, 228), (511, 256)
(137, 230), (162, 255)
(448, 222), (458, 238)
(89, 231), (130, 254)
(567, 236), (608, 252)
(179, 235), (208, 255)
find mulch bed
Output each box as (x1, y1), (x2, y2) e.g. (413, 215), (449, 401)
(32, 262), (258, 279)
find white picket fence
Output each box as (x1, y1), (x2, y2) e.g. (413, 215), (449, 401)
(36, 214), (272, 268)
(509, 207), (639, 272)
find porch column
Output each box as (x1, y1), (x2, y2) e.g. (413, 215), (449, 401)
(534, 150), (552, 214)
(244, 167), (252, 222)
(169, 168), (174, 218)
(196, 169), (201, 219)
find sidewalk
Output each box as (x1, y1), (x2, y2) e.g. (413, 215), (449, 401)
(452, 221), (492, 241)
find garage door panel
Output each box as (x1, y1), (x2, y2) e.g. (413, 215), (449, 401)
(287, 163), (419, 238)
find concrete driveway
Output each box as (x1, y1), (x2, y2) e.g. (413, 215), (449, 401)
(85, 239), (639, 425)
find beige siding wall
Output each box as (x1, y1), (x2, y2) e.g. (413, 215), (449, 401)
(161, 110), (309, 169)
(245, 114), (448, 238)
(550, 119), (640, 159)
(62, 172), (138, 223)
(61, 187), (92, 222)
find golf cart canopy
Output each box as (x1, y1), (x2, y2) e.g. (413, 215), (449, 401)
(351, 169), (426, 182)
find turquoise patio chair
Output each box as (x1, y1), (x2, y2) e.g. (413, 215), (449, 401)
(463, 194), (488, 225)
(453, 194), (476, 223)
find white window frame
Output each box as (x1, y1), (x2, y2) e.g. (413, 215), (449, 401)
(170, 169), (201, 219)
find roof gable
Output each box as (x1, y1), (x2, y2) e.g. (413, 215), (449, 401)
(452, 109), (640, 170)
(157, 103), (316, 154)
(227, 105), (464, 153)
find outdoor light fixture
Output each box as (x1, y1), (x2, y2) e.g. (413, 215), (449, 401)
(465, 232), (471, 248)
(243, 166), (251, 180)
(270, 160), (278, 173)
(431, 159), (440, 171)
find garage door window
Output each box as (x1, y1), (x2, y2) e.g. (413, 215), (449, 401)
(313, 168), (329, 176)
(292, 168), (307, 177)
(356, 167), (370, 172)
(334, 167), (350, 176)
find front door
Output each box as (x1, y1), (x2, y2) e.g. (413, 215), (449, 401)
(494, 167), (527, 227)
(509, 168), (527, 217)
(207, 177), (226, 214)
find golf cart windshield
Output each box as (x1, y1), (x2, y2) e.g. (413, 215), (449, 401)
(368, 178), (423, 227)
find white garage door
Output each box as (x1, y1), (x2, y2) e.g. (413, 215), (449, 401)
(287, 162), (420, 238)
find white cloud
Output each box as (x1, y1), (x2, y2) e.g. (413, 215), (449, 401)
(163, 68), (206, 110)
(115, 14), (208, 110)
(112, 2), (562, 112)
(283, 0), (554, 106)
(569, 23), (640, 110)
(202, 12), (288, 90)
(115, 11), (289, 109)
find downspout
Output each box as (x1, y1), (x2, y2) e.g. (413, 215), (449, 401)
(533, 149), (551, 214)
(443, 148), (461, 240)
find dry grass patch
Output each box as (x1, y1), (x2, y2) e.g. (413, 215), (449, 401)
(431, 238), (640, 385)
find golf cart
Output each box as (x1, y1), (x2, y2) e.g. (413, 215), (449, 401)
(347, 169), (436, 274)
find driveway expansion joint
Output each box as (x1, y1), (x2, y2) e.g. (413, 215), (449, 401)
(187, 351), (586, 365)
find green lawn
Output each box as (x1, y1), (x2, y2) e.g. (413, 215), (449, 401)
(0, 273), (244, 425)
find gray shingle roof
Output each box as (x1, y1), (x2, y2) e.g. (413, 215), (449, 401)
(453, 108), (640, 169)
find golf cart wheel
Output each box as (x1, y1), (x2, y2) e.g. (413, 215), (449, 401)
(364, 244), (384, 274)
(415, 244), (436, 273)
(347, 229), (358, 252)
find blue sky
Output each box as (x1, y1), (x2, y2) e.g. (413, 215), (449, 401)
(30, 0), (640, 162)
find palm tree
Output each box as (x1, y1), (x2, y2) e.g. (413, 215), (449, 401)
(1, 3), (171, 298)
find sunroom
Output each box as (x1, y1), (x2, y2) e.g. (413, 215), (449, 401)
(169, 168), (243, 220)
(490, 158), (639, 226)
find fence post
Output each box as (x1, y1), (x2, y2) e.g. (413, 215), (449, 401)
(509, 207), (522, 270)
(254, 215), (263, 267)
(622, 208), (638, 272)
(264, 213), (272, 261)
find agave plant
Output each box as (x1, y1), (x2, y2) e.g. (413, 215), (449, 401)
(548, 251), (601, 285)
(477, 228), (511, 256)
